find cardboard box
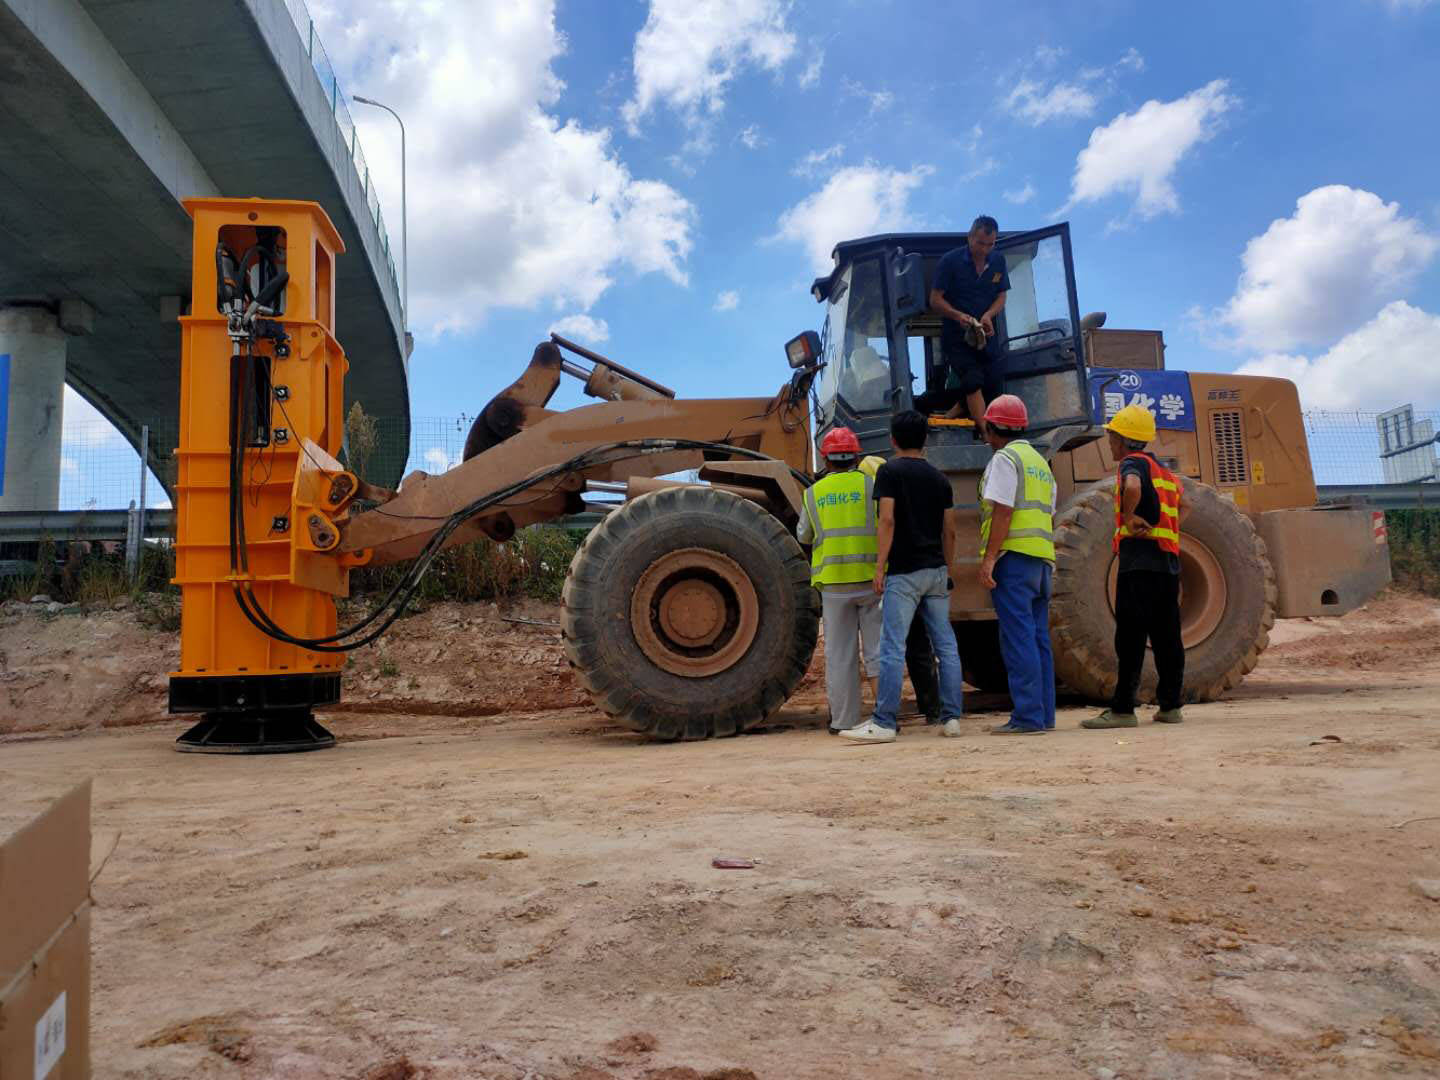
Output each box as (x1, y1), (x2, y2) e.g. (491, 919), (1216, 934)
(0, 781), (91, 1079)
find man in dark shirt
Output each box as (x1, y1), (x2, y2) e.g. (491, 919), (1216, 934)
(927, 215), (1010, 438)
(1083, 405), (1193, 730)
(840, 410), (965, 743)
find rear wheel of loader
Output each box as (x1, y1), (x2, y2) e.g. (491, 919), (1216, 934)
(1050, 480), (1277, 704)
(562, 486), (819, 740)
(952, 620), (1010, 693)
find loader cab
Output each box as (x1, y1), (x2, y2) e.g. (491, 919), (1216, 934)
(810, 225), (1091, 471)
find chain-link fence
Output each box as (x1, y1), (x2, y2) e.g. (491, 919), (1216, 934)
(1305, 409), (1440, 485)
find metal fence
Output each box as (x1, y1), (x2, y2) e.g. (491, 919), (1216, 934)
(278, 0), (401, 304)
(51, 409), (1439, 512)
(1305, 409), (1440, 486)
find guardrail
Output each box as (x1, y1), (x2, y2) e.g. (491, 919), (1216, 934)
(1316, 483), (1439, 511)
(0, 509), (605, 543)
(278, 0), (400, 306)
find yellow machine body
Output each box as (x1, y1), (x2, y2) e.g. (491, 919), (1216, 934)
(169, 198), (366, 750)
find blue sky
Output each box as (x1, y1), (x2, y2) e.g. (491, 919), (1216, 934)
(330, 0), (1440, 419)
(58, 0), (1440, 500)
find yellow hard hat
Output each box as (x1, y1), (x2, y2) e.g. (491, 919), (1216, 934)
(859, 455), (885, 478)
(1105, 403), (1157, 443)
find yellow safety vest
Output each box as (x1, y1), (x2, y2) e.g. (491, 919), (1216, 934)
(979, 439), (1056, 563)
(804, 469), (878, 586)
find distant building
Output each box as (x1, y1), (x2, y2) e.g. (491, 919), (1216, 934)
(1377, 405), (1440, 483)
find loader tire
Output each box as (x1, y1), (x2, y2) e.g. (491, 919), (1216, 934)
(562, 486), (819, 740)
(1050, 480), (1277, 704)
(952, 620), (1010, 693)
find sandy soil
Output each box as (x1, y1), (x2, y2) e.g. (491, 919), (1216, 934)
(3, 594), (1439, 1079)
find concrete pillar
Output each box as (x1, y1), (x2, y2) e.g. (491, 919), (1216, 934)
(0, 307), (67, 511)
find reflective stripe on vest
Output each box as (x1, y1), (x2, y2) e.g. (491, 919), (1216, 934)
(978, 440), (1056, 563)
(1113, 452), (1181, 555)
(804, 469), (878, 586)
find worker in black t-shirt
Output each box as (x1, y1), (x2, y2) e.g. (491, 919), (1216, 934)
(1083, 405), (1193, 730)
(839, 411), (965, 743)
(927, 215), (1010, 438)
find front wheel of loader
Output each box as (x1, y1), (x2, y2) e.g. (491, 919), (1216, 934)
(1050, 480), (1277, 704)
(562, 486), (820, 740)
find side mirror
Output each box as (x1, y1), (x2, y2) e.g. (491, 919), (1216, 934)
(886, 248), (927, 321)
(784, 330), (822, 369)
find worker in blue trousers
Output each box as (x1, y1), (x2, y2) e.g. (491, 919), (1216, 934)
(976, 394), (1057, 734)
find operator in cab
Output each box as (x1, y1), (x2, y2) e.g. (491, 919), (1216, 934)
(927, 215), (1009, 439)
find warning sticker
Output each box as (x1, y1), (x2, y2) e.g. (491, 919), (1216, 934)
(34, 991), (67, 1080)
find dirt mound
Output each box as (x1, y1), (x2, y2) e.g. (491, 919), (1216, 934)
(0, 598), (587, 736)
(0, 603), (177, 734)
(4, 589), (1431, 739)
(1264, 589), (1440, 671)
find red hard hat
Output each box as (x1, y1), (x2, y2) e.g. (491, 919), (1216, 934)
(820, 426), (862, 458)
(983, 394), (1028, 431)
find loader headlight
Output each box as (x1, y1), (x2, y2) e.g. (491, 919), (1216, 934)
(785, 330), (821, 369)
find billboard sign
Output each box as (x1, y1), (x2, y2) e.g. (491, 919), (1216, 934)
(1089, 368), (1196, 432)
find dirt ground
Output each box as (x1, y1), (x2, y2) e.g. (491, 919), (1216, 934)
(3, 593), (1440, 1079)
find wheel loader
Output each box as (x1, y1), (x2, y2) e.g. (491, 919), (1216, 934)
(169, 200), (1389, 750)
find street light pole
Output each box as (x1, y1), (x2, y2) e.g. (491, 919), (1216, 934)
(352, 95), (407, 330)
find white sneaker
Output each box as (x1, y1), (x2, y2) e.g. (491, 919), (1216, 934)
(940, 718), (964, 738)
(838, 720), (897, 744)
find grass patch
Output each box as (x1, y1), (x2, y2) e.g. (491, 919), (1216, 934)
(1387, 509), (1440, 597)
(349, 526), (581, 606)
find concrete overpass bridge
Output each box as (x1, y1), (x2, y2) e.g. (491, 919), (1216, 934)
(0, 0), (410, 508)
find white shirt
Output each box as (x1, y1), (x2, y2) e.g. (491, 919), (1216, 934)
(981, 450), (1057, 512)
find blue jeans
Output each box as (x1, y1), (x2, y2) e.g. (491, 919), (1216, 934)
(871, 567), (964, 730)
(992, 552), (1055, 731)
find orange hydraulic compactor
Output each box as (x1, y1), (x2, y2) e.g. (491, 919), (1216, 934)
(169, 198), (370, 752)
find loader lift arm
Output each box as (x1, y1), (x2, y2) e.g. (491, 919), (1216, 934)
(336, 338), (816, 567)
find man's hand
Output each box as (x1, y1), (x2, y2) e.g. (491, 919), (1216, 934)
(979, 553), (998, 590)
(872, 567), (886, 596)
(979, 313), (995, 338)
(1125, 514), (1152, 537)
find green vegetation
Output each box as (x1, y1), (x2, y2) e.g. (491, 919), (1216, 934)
(1385, 509), (1440, 597)
(348, 526), (582, 605)
(2, 525), (582, 613)
(1, 540), (177, 606)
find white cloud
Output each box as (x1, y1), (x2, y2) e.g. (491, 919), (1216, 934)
(1002, 49), (1144, 125)
(775, 163), (934, 273)
(1062, 79), (1238, 220)
(623, 0), (796, 132)
(714, 289), (740, 312)
(1237, 301), (1440, 410)
(791, 143), (844, 178)
(841, 78), (895, 115)
(960, 157), (999, 183)
(737, 124), (765, 150)
(311, 1), (694, 337)
(798, 49), (824, 89)
(62, 386), (129, 453)
(1115, 47), (1146, 72)
(423, 447), (456, 473)
(1374, 0), (1436, 9)
(549, 313), (611, 344)
(1003, 78), (1098, 124)
(1220, 186), (1439, 351)
(1004, 180), (1037, 205)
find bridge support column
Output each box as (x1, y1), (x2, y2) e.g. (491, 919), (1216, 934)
(0, 307), (67, 512)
